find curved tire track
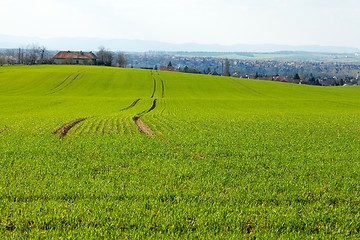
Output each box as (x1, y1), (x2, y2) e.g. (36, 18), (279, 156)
(48, 72), (82, 95)
(135, 99), (157, 118)
(160, 78), (165, 98)
(53, 118), (88, 137)
(238, 81), (264, 96)
(50, 73), (74, 90)
(150, 76), (157, 98)
(53, 71), (164, 138)
(152, 73), (165, 98)
(133, 117), (154, 136)
(120, 98), (141, 111)
(132, 71), (164, 136)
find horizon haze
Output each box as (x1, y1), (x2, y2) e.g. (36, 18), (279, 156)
(1, 34), (359, 53)
(1, 0), (360, 51)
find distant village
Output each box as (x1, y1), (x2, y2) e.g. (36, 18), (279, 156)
(1, 45), (360, 86)
(129, 53), (360, 86)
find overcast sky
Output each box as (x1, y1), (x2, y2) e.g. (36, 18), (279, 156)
(1, 0), (360, 48)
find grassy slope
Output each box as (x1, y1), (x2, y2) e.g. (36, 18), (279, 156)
(0, 65), (359, 238)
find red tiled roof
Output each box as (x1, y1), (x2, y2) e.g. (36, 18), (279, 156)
(54, 51), (97, 60)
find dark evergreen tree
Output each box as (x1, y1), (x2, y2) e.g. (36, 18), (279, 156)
(293, 73), (301, 80)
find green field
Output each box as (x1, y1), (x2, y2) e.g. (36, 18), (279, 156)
(0, 65), (359, 239)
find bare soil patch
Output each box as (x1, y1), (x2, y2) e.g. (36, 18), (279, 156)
(133, 117), (154, 136)
(53, 118), (87, 137)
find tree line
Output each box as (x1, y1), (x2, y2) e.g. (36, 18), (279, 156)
(0, 44), (50, 65)
(96, 46), (127, 67)
(0, 44), (128, 68)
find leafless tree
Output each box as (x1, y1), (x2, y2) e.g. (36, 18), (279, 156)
(4, 49), (17, 65)
(26, 44), (41, 65)
(97, 46), (113, 66)
(116, 52), (128, 68)
(0, 56), (5, 66)
(39, 46), (48, 64)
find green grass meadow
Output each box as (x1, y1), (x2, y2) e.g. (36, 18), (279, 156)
(0, 65), (359, 238)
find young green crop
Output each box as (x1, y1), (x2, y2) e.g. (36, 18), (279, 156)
(0, 65), (359, 238)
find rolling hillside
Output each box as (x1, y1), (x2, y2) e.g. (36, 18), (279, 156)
(0, 65), (359, 238)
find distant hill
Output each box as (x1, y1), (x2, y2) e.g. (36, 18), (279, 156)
(0, 34), (359, 53)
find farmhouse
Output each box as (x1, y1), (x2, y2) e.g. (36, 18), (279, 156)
(53, 51), (97, 65)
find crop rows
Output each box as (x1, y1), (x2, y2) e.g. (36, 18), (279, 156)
(69, 116), (140, 136)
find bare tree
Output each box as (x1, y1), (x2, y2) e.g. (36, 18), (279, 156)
(0, 56), (5, 66)
(116, 52), (127, 68)
(39, 46), (48, 64)
(97, 46), (113, 66)
(4, 49), (17, 65)
(27, 44), (41, 65)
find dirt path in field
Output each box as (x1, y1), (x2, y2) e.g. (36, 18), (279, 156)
(53, 118), (87, 137)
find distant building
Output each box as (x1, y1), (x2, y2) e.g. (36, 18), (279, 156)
(53, 51), (97, 65)
(274, 76), (289, 82)
(160, 61), (174, 71)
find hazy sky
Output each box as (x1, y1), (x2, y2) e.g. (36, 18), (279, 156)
(1, 0), (360, 48)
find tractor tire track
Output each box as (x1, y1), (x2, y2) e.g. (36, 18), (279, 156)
(50, 73), (74, 90)
(132, 71), (166, 136)
(110, 71), (165, 137)
(160, 77), (165, 98)
(133, 99), (158, 136)
(238, 81), (264, 96)
(133, 117), (154, 136)
(53, 118), (88, 137)
(48, 72), (81, 95)
(151, 73), (165, 98)
(150, 76), (157, 98)
(135, 99), (157, 118)
(119, 98), (141, 111)
(147, 99), (157, 114)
